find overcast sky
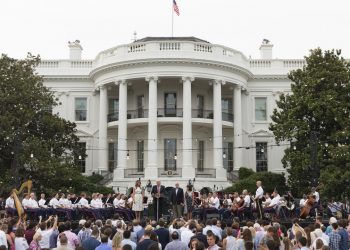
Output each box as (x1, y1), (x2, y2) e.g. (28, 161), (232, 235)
(1, 0), (349, 60)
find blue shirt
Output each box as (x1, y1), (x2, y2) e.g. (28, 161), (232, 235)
(96, 243), (112, 250)
(338, 228), (349, 250)
(82, 237), (101, 250)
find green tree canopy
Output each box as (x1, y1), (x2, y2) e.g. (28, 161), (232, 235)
(0, 54), (112, 195)
(269, 48), (350, 199)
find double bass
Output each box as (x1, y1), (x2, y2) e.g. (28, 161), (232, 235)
(300, 195), (316, 219)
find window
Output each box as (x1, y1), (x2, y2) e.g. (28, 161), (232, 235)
(77, 142), (86, 173)
(108, 143), (118, 172)
(137, 140), (144, 172)
(137, 95), (145, 118)
(256, 142), (268, 172)
(222, 98), (233, 122)
(197, 140), (204, 171)
(197, 95), (204, 118)
(223, 142), (234, 172)
(108, 99), (119, 122)
(255, 97), (267, 121)
(164, 139), (177, 170)
(164, 93), (177, 117)
(75, 97), (87, 121)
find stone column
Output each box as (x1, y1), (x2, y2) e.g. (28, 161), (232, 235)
(98, 85), (108, 172)
(182, 76), (195, 178)
(213, 80), (226, 179)
(234, 85), (243, 171)
(116, 80), (128, 177)
(145, 76), (158, 179)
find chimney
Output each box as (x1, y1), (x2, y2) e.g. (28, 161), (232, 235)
(259, 39), (273, 59)
(68, 40), (83, 60)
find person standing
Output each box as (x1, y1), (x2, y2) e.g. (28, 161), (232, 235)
(132, 180), (144, 222)
(185, 186), (194, 220)
(151, 180), (165, 221)
(171, 183), (184, 218)
(255, 181), (264, 220)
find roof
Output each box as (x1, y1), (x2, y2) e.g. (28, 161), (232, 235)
(134, 36), (211, 44)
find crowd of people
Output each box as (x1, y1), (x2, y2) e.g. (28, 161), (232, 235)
(0, 180), (349, 250)
(1, 211), (350, 250)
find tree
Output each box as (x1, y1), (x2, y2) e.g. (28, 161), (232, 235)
(0, 54), (112, 195)
(224, 168), (287, 195)
(269, 48), (350, 199)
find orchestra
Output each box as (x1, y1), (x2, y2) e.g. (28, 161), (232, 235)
(3, 180), (347, 223)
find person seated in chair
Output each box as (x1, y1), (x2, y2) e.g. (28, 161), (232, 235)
(264, 190), (280, 218)
(237, 190), (251, 219)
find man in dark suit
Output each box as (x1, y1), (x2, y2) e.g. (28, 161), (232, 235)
(151, 180), (165, 221)
(171, 182), (184, 218)
(155, 218), (170, 249)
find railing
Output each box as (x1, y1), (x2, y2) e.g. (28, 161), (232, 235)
(157, 108), (183, 118)
(127, 109), (149, 119)
(38, 61), (59, 68)
(192, 109), (213, 119)
(158, 168), (182, 177)
(222, 112), (234, 122)
(128, 43), (146, 53)
(194, 44), (212, 53)
(71, 61), (93, 68)
(108, 112), (119, 122)
(283, 59), (306, 68)
(249, 60), (271, 68)
(124, 168), (144, 178)
(160, 42), (181, 51)
(195, 168), (216, 178)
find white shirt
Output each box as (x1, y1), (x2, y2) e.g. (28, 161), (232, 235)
(255, 187), (264, 199)
(299, 198), (306, 208)
(28, 198), (39, 208)
(113, 198), (120, 207)
(203, 225), (212, 235)
(210, 197), (220, 209)
(78, 197), (89, 207)
(244, 195), (251, 207)
(313, 191), (320, 202)
(39, 228), (54, 249)
(180, 228), (194, 246)
(39, 199), (47, 208)
(49, 198), (59, 208)
(96, 198), (103, 208)
(5, 197), (15, 208)
(0, 230), (8, 248)
(14, 237), (29, 250)
(59, 198), (72, 208)
(90, 199), (100, 208)
(122, 239), (137, 250)
(22, 198), (30, 208)
(269, 194), (280, 208)
(211, 225), (222, 240)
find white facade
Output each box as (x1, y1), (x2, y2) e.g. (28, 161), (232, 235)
(36, 37), (305, 191)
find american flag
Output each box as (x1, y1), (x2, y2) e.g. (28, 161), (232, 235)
(173, 0), (180, 16)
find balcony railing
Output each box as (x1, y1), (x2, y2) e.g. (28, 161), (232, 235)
(195, 168), (216, 178)
(222, 112), (234, 122)
(108, 112), (119, 122)
(127, 109), (149, 119)
(158, 168), (182, 177)
(157, 108), (183, 117)
(192, 109), (213, 119)
(124, 168), (144, 178)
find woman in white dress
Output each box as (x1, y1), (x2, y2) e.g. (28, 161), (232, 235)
(132, 180), (144, 221)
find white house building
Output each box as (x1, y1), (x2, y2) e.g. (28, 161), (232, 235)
(36, 37), (305, 191)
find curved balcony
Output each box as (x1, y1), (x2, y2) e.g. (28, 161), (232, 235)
(157, 108), (183, 117)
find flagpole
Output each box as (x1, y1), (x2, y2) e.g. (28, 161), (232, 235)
(171, 0), (174, 37)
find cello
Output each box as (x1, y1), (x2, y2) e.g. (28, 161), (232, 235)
(300, 195), (316, 219)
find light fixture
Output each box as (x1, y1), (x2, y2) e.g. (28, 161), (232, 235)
(78, 155), (82, 160)
(325, 143), (329, 147)
(223, 152), (227, 159)
(174, 154), (177, 160)
(126, 150), (130, 160)
(261, 147), (264, 153)
(30, 153), (34, 158)
(293, 146), (297, 150)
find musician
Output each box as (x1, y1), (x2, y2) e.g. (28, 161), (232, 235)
(171, 183), (184, 218)
(222, 194), (232, 208)
(237, 190), (251, 219)
(5, 193), (16, 216)
(209, 192), (220, 209)
(264, 190), (280, 216)
(263, 193), (271, 208)
(255, 181), (264, 219)
(78, 193), (90, 208)
(151, 180), (165, 220)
